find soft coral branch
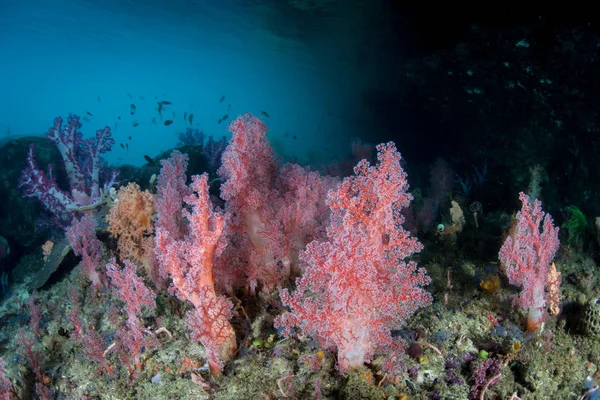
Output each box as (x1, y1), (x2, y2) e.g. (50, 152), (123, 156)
(19, 115), (117, 225)
(106, 258), (157, 373)
(66, 214), (104, 289)
(498, 192), (560, 331)
(216, 114), (337, 294)
(217, 113), (284, 294)
(155, 150), (190, 241)
(155, 173), (236, 374)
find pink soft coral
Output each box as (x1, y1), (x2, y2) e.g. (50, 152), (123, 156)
(216, 114), (339, 294)
(66, 214), (103, 289)
(276, 142), (432, 372)
(155, 173), (236, 374)
(106, 258), (157, 373)
(217, 113), (283, 294)
(499, 192), (560, 331)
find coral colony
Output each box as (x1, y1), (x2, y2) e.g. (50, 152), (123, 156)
(0, 113), (563, 399)
(19, 114), (118, 226)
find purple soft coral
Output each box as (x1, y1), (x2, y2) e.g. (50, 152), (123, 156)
(177, 127), (205, 147)
(203, 135), (228, 167)
(20, 115), (117, 225)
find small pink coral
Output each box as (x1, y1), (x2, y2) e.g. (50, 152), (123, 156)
(499, 192), (560, 331)
(66, 214), (103, 289)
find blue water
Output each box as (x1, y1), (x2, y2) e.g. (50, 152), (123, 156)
(0, 0), (379, 166)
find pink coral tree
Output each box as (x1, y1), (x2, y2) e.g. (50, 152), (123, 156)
(216, 114), (338, 294)
(276, 163), (339, 276)
(499, 192), (560, 331)
(217, 113), (283, 294)
(155, 173), (236, 374)
(66, 214), (103, 289)
(106, 258), (157, 373)
(276, 142), (432, 372)
(154, 150), (190, 240)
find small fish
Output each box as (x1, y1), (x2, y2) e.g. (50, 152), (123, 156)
(157, 102), (163, 117)
(113, 122), (118, 131)
(172, 111), (176, 118)
(184, 112), (188, 121)
(139, 96), (145, 100)
(159, 100), (172, 105)
(83, 116), (90, 122)
(293, 135), (297, 140)
(218, 114), (229, 124)
(164, 120), (173, 126)
(127, 92), (132, 98)
(86, 111), (93, 116)
(284, 132), (290, 137)
(261, 111), (269, 118)
(219, 95), (225, 103)
(144, 155), (154, 164)
(97, 95), (101, 103)
(118, 116), (122, 120)
(128, 136), (132, 140)
(132, 121), (139, 128)
(152, 117), (157, 125)
(126, 143), (129, 150)
(227, 104), (231, 111)
(188, 113), (194, 125)
(130, 104), (136, 116)
(120, 143), (125, 149)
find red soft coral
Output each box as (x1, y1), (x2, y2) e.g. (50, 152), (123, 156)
(276, 142), (432, 372)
